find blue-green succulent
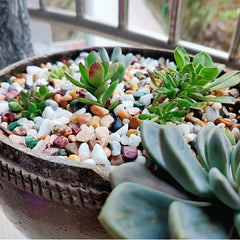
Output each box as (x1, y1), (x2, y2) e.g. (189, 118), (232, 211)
(98, 121), (240, 239)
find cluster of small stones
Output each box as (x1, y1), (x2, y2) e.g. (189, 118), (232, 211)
(0, 51), (240, 169)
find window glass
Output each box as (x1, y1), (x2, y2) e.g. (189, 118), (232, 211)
(181, 0), (239, 52)
(84, 0), (118, 27)
(128, 0), (169, 38)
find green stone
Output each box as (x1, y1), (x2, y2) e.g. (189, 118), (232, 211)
(7, 121), (22, 131)
(25, 135), (38, 149)
(134, 101), (145, 110)
(58, 149), (68, 156)
(133, 92), (147, 99)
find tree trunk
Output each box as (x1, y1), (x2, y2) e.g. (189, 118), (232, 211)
(0, 0), (34, 69)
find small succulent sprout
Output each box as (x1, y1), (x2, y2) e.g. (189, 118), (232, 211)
(48, 63), (73, 79)
(65, 48), (129, 109)
(8, 86), (54, 120)
(140, 46), (240, 124)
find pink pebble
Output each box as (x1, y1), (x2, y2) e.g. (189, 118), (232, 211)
(6, 90), (19, 100)
(122, 146), (138, 161)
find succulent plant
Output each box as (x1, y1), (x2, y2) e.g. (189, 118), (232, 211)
(8, 86), (54, 120)
(48, 63), (74, 79)
(65, 47), (135, 110)
(140, 46), (240, 124)
(98, 121), (240, 238)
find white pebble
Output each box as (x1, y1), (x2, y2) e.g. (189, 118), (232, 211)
(110, 141), (121, 156)
(116, 124), (128, 136)
(120, 135), (129, 145)
(127, 107), (140, 115)
(128, 134), (141, 147)
(78, 142), (90, 155)
(122, 100), (134, 108)
(139, 93), (153, 106)
(0, 101), (9, 115)
(122, 94), (135, 101)
(130, 77), (139, 85)
(135, 156), (146, 164)
(109, 133), (121, 142)
(26, 66), (47, 78)
(177, 124), (191, 135)
(232, 127), (240, 142)
(204, 107), (220, 122)
(91, 144), (110, 166)
(85, 92), (97, 102)
(184, 133), (196, 142)
(42, 106), (55, 119)
(113, 103), (124, 115)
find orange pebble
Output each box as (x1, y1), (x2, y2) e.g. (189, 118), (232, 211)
(90, 105), (109, 116)
(69, 90), (79, 100)
(129, 116), (142, 129)
(78, 113), (92, 125)
(116, 109), (130, 120)
(126, 129), (138, 137)
(54, 94), (63, 104)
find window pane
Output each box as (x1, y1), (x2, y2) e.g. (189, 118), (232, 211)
(128, 0), (169, 38)
(41, 0), (76, 16)
(181, 0), (239, 52)
(84, 0), (118, 27)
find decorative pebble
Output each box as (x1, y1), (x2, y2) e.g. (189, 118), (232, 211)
(53, 135), (69, 148)
(25, 135), (38, 149)
(111, 116), (123, 132)
(9, 134), (24, 145)
(90, 105), (109, 116)
(75, 125), (95, 142)
(65, 142), (79, 155)
(123, 146), (138, 161)
(109, 140), (121, 156)
(91, 144), (110, 166)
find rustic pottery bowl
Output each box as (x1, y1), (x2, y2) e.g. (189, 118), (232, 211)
(0, 47), (176, 238)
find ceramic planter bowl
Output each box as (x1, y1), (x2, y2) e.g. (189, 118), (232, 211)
(0, 47), (176, 239)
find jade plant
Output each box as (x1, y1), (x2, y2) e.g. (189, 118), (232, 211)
(98, 121), (240, 239)
(8, 85), (54, 120)
(65, 47), (134, 110)
(48, 63), (74, 79)
(140, 46), (240, 124)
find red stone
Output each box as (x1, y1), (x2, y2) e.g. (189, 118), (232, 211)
(122, 146), (138, 161)
(53, 136), (69, 148)
(71, 125), (81, 135)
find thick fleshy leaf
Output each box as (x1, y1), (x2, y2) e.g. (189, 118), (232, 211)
(38, 85), (49, 98)
(199, 66), (219, 81)
(94, 82), (108, 99)
(159, 124), (213, 197)
(98, 47), (110, 62)
(208, 70), (240, 91)
(195, 122), (215, 171)
(169, 201), (233, 239)
(193, 52), (213, 69)
(209, 168), (240, 210)
(104, 62), (119, 81)
(79, 62), (89, 81)
(111, 62), (126, 82)
(99, 182), (173, 239)
(88, 61), (105, 88)
(205, 126), (232, 177)
(111, 46), (122, 62)
(193, 95), (235, 104)
(85, 52), (101, 69)
(110, 162), (192, 200)
(174, 46), (190, 71)
(232, 141), (240, 183)
(139, 120), (167, 170)
(234, 211), (240, 237)
(102, 79), (119, 107)
(8, 99), (24, 112)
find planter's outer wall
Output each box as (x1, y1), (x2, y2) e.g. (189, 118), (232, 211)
(0, 47), (175, 238)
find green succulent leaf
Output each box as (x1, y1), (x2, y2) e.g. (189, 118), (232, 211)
(193, 95), (235, 104)
(140, 121), (167, 170)
(234, 211), (240, 237)
(85, 52), (101, 69)
(111, 46), (122, 62)
(111, 62), (126, 82)
(195, 123), (215, 171)
(77, 97), (100, 106)
(193, 52), (213, 69)
(174, 46), (190, 71)
(110, 162), (192, 201)
(208, 70), (240, 91)
(105, 62), (119, 81)
(94, 82), (108, 99)
(199, 66), (219, 81)
(209, 167), (240, 210)
(232, 140), (240, 182)
(102, 79), (119, 107)
(27, 102), (37, 112)
(98, 47), (110, 62)
(108, 100), (119, 111)
(205, 126), (232, 177)
(99, 182), (173, 239)
(8, 99), (24, 112)
(38, 85), (49, 98)
(159, 124), (213, 197)
(79, 62), (89, 81)
(168, 201), (232, 239)
(88, 61), (105, 88)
